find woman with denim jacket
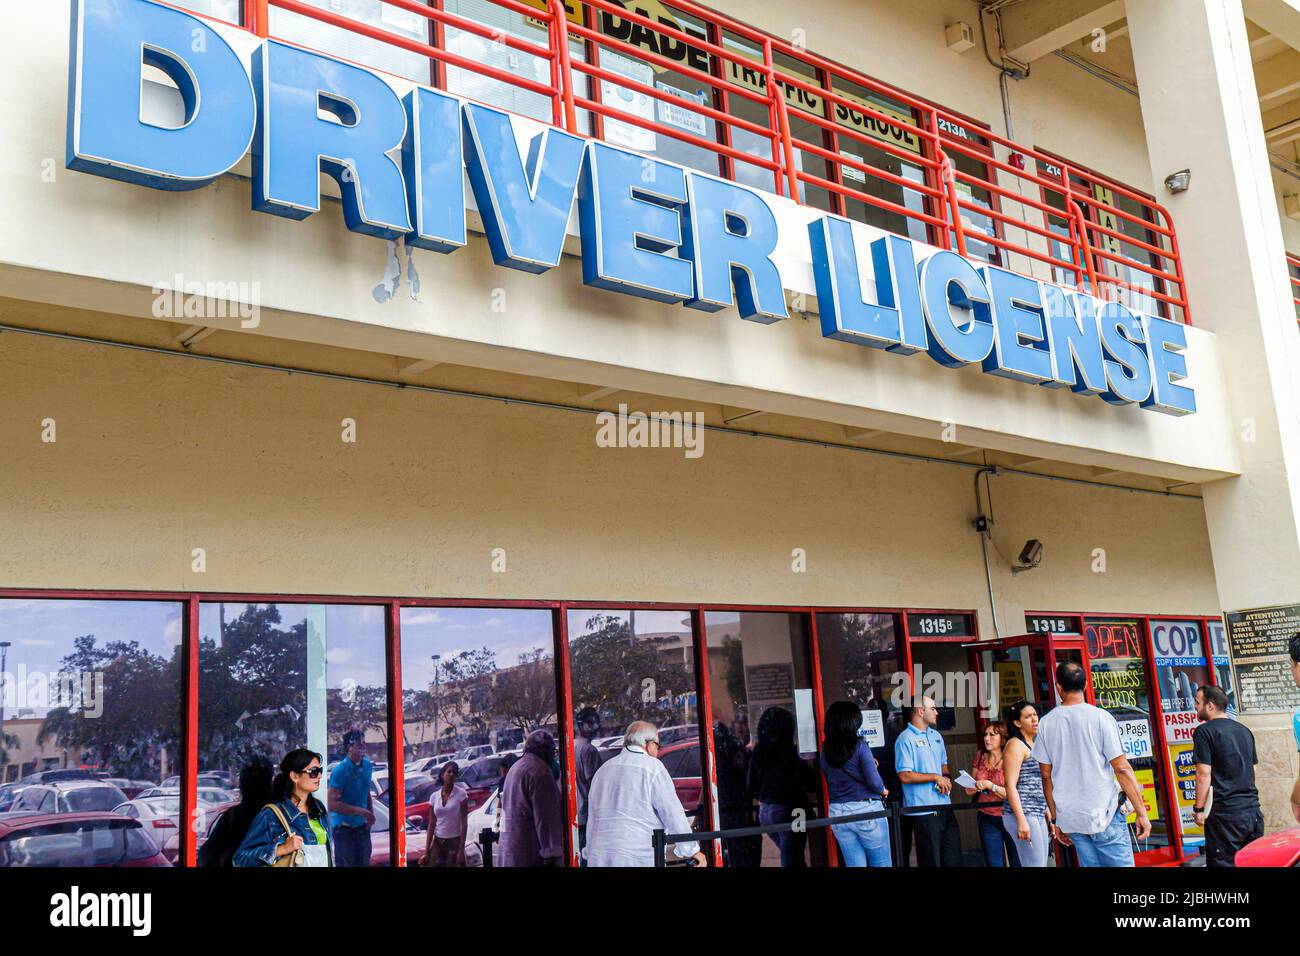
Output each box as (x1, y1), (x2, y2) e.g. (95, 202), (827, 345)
(234, 748), (334, 867)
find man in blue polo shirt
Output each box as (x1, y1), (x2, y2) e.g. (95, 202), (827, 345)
(328, 730), (376, 867)
(895, 696), (962, 866)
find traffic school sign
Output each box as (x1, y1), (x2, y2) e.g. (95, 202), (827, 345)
(67, 0), (1196, 417)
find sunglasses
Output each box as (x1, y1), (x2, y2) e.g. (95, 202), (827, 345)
(298, 767), (323, 778)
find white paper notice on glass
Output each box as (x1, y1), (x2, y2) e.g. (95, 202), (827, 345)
(599, 50), (657, 152)
(795, 689), (817, 754)
(859, 708), (885, 747)
(954, 771), (978, 790)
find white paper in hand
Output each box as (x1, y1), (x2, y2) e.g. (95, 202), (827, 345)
(954, 771), (978, 790)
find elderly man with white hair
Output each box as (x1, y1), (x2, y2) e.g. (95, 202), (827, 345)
(583, 721), (708, 867)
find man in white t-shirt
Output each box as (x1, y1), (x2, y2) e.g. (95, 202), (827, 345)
(1035, 661), (1151, 867)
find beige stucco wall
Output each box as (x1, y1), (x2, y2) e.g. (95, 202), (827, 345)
(0, 310), (1219, 617)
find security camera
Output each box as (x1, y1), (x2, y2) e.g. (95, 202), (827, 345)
(1164, 169), (1191, 194)
(1012, 539), (1043, 575)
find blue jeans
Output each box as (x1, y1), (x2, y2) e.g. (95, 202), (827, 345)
(829, 800), (892, 867)
(758, 803), (806, 867)
(978, 812), (1020, 867)
(1068, 810), (1135, 867)
(1003, 812), (1051, 867)
(333, 825), (372, 868)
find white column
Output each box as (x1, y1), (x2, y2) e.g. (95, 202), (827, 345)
(1128, 0), (1300, 606)
(1127, 0), (1300, 829)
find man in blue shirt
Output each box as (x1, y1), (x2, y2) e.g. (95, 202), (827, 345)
(894, 696), (962, 866)
(328, 730), (375, 867)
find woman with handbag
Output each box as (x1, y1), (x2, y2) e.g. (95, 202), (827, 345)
(234, 748), (334, 867)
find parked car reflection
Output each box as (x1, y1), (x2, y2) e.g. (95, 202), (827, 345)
(0, 812), (170, 867)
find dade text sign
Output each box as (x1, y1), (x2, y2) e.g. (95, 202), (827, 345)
(66, 0), (1197, 417)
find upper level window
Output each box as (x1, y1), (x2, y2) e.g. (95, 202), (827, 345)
(172, 0), (242, 24)
(270, 0), (438, 83)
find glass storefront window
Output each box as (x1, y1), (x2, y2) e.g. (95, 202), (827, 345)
(815, 611), (904, 811)
(1205, 620), (1237, 714)
(196, 602), (387, 865)
(399, 606), (559, 864)
(1082, 617), (1173, 855)
(0, 599), (182, 866)
(704, 610), (823, 866)
(1149, 619), (1211, 855)
(566, 608), (700, 859)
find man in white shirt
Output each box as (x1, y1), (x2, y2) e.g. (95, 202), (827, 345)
(1036, 661), (1151, 867)
(583, 721), (708, 867)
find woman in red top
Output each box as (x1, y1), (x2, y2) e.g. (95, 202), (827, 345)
(964, 721), (1020, 867)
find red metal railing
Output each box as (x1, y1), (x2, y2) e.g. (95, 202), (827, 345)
(220, 0), (1191, 323)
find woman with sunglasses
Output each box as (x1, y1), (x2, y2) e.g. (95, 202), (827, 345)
(234, 748), (334, 867)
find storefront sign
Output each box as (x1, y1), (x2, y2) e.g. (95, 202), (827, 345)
(745, 663), (794, 700)
(1224, 604), (1300, 714)
(522, 0), (710, 73)
(1169, 741), (1204, 848)
(859, 707), (885, 747)
(994, 661), (1026, 708)
(1025, 614), (1080, 635)
(1127, 767), (1160, 822)
(724, 58), (923, 156)
(1205, 620), (1238, 715)
(1116, 718), (1153, 760)
(1090, 658), (1145, 709)
(66, 0), (1197, 417)
(905, 612), (971, 637)
(1150, 619), (1208, 852)
(1085, 620), (1144, 660)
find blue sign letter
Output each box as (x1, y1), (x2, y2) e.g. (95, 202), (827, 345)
(253, 41), (411, 238)
(682, 174), (788, 323)
(578, 143), (692, 302)
(808, 219), (927, 351)
(1098, 301), (1153, 406)
(1142, 315), (1196, 415)
(403, 87), (465, 253)
(1041, 286), (1107, 394)
(462, 103), (585, 273)
(919, 251), (994, 368)
(68, 0), (255, 190)
(981, 268), (1051, 383)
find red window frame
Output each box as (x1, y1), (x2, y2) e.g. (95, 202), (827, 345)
(0, 588), (979, 868)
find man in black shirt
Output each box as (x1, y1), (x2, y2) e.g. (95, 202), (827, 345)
(1192, 684), (1263, 867)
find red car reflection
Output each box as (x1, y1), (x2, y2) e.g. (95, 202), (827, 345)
(657, 741), (702, 814)
(0, 812), (170, 867)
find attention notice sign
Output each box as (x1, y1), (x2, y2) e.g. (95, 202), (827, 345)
(1224, 604), (1300, 714)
